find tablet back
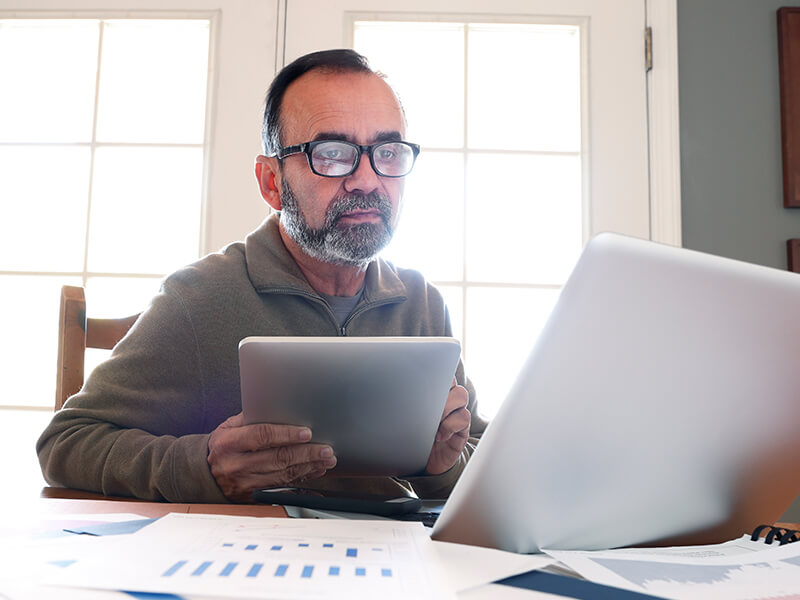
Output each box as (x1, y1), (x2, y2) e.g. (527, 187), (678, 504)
(433, 233), (800, 552)
(240, 336), (461, 476)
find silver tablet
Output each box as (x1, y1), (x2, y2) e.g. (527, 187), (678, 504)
(239, 336), (461, 476)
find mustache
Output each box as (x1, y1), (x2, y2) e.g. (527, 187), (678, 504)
(324, 192), (393, 228)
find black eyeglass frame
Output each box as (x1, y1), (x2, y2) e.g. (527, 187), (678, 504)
(273, 140), (421, 178)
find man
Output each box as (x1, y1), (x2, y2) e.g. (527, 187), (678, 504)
(38, 49), (485, 503)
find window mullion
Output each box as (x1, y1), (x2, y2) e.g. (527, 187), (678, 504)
(461, 22), (469, 364)
(82, 18), (105, 289)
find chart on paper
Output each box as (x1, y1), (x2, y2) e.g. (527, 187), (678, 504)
(547, 538), (800, 600)
(160, 539), (397, 582)
(45, 513), (453, 600)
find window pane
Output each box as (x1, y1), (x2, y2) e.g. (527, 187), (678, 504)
(0, 19), (99, 143)
(0, 145), (90, 272)
(466, 286), (559, 418)
(465, 153), (582, 284)
(96, 20), (210, 143)
(0, 275), (81, 408)
(85, 276), (162, 318)
(468, 23), (581, 152)
(437, 284), (464, 345)
(83, 277), (162, 379)
(87, 146), (203, 274)
(384, 151), (463, 281)
(354, 21), (464, 148)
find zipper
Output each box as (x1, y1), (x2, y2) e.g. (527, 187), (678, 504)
(339, 297), (406, 336)
(257, 286), (406, 336)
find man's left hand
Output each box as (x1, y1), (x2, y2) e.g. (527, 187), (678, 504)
(425, 378), (471, 475)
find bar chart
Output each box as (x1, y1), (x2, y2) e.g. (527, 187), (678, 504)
(45, 513), (451, 599)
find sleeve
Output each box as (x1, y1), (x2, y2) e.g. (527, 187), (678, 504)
(36, 285), (228, 503)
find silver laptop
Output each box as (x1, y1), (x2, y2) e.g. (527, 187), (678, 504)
(240, 336), (461, 476)
(432, 233), (800, 553)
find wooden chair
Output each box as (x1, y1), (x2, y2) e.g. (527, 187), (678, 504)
(55, 285), (140, 410)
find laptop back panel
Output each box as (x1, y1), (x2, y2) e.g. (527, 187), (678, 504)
(433, 233), (800, 552)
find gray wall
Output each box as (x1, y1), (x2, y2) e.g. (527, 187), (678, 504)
(678, 0), (800, 268)
(678, 0), (800, 522)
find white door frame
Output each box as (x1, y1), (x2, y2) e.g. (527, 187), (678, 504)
(275, 0), (683, 247)
(646, 0), (682, 247)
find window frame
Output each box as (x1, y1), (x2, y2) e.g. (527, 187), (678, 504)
(0, 0), (279, 410)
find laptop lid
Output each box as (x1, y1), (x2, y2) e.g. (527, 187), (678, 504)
(240, 336), (461, 476)
(432, 233), (800, 553)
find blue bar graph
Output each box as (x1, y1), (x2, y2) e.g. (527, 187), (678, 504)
(191, 561), (212, 576)
(162, 560), (187, 577)
(157, 541), (399, 583)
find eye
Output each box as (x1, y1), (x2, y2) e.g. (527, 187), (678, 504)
(313, 142), (353, 164)
(376, 146), (397, 161)
(321, 148), (343, 160)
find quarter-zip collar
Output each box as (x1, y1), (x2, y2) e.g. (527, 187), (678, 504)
(244, 214), (408, 306)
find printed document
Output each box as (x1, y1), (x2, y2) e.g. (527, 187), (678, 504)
(546, 535), (800, 599)
(45, 512), (454, 599)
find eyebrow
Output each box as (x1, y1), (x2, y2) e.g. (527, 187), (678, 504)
(311, 130), (404, 144)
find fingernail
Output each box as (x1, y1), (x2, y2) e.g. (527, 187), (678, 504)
(320, 446), (333, 458)
(299, 428), (312, 441)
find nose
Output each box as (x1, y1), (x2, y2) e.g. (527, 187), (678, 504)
(343, 151), (381, 194)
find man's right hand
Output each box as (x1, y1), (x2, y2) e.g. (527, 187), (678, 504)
(207, 412), (337, 502)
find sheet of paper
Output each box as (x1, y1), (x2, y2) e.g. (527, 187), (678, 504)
(0, 512), (149, 541)
(45, 512), (455, 600)
(431, 540), (553, 593)
(545, 536), (800, 599)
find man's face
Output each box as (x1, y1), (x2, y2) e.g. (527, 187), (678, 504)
(274, 70), (408, 267)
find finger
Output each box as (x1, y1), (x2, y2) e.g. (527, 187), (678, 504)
(441, 385), (469, 420)
(210, 444), (336, 499)
(224, 461), (334, 501)
(218, 412), (245, 430)
(240, 423), (313, 453)
(230, 443), (334, 477)
(435, 407), (471, 442)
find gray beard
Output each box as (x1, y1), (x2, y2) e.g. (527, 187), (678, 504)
(279, 179), (394, 267)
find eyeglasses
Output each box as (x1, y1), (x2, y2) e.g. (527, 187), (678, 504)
(275, 140), (420, 178)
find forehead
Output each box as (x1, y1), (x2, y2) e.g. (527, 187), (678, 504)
(280, 70), (406, 144)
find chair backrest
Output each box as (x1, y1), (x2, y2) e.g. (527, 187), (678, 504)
(55, 285), (140, 410)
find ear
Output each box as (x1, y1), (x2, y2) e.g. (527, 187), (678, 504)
(254, 155), (283, 211)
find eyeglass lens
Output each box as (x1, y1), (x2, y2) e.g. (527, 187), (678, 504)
(310, 141), (415, 177)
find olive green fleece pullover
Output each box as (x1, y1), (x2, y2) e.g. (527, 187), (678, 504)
(37, 214), (486, 502)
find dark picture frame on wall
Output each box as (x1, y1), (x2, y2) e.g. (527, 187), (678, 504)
(788, 239), (800, 273)
(778, 8), (800, 208)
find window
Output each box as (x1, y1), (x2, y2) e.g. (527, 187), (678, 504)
(354, 20), (584, 417)
(0, 17), (212, 408)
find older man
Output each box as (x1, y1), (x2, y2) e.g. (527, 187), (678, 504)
(38, 49), (485, 503)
